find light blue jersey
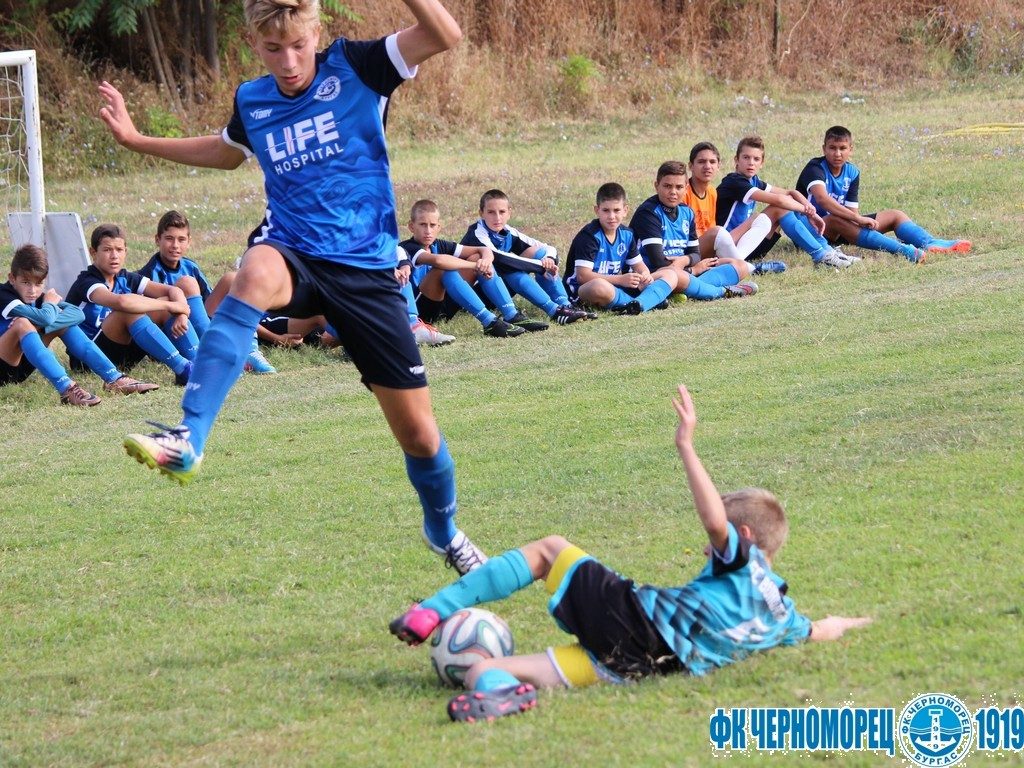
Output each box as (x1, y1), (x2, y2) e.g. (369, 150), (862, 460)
(138, 253), (213, 300)
(796, 157), (861, 217)
(634, 523), (811, 676)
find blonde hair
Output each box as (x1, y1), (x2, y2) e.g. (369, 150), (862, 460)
(410, 199), (440, 221)
(244, 0), (320, 36)
(722, 487), (788, 557)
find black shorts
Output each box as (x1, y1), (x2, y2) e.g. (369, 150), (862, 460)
(0, 356), (36, 386)
(552, 558), (682, 681)
(69, 331), (146, 372)
(258, 316), (324, 347)
(414, 292), (461, 324)
(746, 232), (781, 261)
(272, 244), (426, 390)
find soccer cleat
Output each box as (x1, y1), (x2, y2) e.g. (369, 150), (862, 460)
(103, 374), (160, 394)
(422, 527), (489, 575)
(568, 300), (599, 320)
(124, 421), (203, 485)
(902, 246), (927, 264)
(506, 311), (548, 332)
(815, 249), (852, 269)
(448, 684), (538, 723)
(551, 306), (588, 325)
(60, 382), (101, 407)
(244, 347), (277, 374)
(927, 238), (971, 254)
(411, 319), (456, 346)
(389, 603), (442, 646)
(484, 318), (526, 338)
(614, 300), (643, 316)
(174, 361), (193, 387)
(653, 299), (671, 310)
(832, 247), (861, 263)
(752, 260), (787, 274)
(722, 282), (758, 298)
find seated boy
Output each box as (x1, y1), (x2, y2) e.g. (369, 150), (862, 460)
(65, 224), (196, 385)
(564, 182), (678, 314)
(461, 189), (591, 327)
(399, 199), (524, 338)
(0, 244), (157, 404)
(717, 136), (853, 269)
(629, 162), (758, 300)
(795, 126), (970, 262)
(391, 384), (872, 723)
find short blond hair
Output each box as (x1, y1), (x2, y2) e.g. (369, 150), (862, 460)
(410, 199), (440, 221)
(244, 0), (319, 36)
(722, 487), (788, 557)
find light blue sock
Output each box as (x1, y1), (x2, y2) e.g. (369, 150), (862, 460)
(607, 287), (632, 309)
(405, 436), (458, 548)
(400, 281), (419, 325)
(181, 295), (262, 454)
(856, 228), (913, 256)
(682, 275), (726, 300)
(636, 278), (673, 311)
(441, 271), (496, 327)
(186, 295), (211, 337)
(474, 668), (522, 692)
(894, 220), (933, 248)
(60, 325), (120, 383)
(421, 549), (533, 618)
(162, 317), (200, 360)
(20, 331), (72, 393)
(129, 316), (189, 375)
(696, 263), (740, 288)
(539, 273), (570, 306)
(477, 273), (518, 321)
(502, 271), (559, 316)
(779, 212), (829, 261)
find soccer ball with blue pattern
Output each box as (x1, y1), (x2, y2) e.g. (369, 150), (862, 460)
(429, 608), (515, 688)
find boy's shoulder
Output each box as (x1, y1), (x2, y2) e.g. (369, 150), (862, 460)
(0, 281), (23, 314)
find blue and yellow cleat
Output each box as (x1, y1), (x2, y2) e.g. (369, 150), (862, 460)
(124, 421), (203, 485)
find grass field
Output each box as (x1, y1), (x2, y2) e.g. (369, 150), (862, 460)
(2, 81), (1023, 766)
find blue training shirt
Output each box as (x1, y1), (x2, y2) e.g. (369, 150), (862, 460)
(564, 219), (640, 295)
(716, 172), (770, 231)
(628, 195), (699, 270)
(138, 253), (213, 301)
(795, 157), (861, 217)
(65, 265), (149, 336)
(223, 34), (415, 268)
(633, 523), (811, 676)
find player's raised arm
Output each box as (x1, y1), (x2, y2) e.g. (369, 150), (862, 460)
(672, 385), (729, 553)
(98, 81), (246, 170)
(395, 0), (462, 67)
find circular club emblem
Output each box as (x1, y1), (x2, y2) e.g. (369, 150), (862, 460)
(898, 693), (972, 766)
(314, 76), (341, 102)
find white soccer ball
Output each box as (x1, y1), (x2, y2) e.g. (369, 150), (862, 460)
(429, 608), (515, 688)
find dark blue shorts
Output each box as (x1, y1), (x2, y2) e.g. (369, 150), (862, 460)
(272, 244), (426, 390)
(830, 211), (877, 246)
(69, 331), (147, 373)
(0, 356), (36, 386)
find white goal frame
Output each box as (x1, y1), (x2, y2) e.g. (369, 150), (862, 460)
(0, 49), (45, 245)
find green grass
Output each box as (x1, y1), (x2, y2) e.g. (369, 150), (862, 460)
(2, 82), (1024, 766)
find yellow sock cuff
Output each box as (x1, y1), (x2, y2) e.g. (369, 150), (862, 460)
(545, 545), (589, 595)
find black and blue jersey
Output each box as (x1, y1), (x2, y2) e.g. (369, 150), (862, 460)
(564, 219), (640, 294)
(398, 237), (464, 287)
(628, 195), (698, 270)
(796, 157), (860, 217)
(138, 253), (213, 300)
(65, 265), (149, 335)
(716, 172), (770, 230)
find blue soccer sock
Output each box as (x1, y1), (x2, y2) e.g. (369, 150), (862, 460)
(636, 278), (673, 311)
(421, 549), (534, 618)
(162, 317), (200, 360)
(406, 436), (459, 549)
(399, 281), (419, 325)
(695, 263), (740, 288)
(60, 325), (120, 383)
(181, 295), (262, 454)
(682, 275), (726, 300)
(20, 331), (73, 393)
(779, 212), (829, 261)
(894, 220), (933, 248)
(477, 273), (518, 320)
(539, 273), (570, 306)
(441, 271), (496, 327)
(607, 287), (632, 309)
(129, 316), (190, 375)
(186, 295), (211, 337)
(856, 228), (915, 256)
(502, 271), (559, 316)
(474, 668), (522, 692)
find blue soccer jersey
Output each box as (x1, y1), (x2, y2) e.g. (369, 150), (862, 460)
(796, 157), (861, 217)
(633, 523), (811, 676)
(223, 34), (416, 268)
(397, 237), (463, 287)
(0, 282), (41, 335)
(716, 172), (770, 230)
(65, 265), (149, 336)
(460, 219), (549, 256)
(564, 219), (640, 294)
(138, 253), (213, 300)
(628, 195), (698, 270)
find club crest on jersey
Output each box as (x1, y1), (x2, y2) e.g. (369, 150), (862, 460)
(314, 76), (341, 102)
(616, 242), (627, 257)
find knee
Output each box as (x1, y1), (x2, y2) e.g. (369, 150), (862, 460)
(522, 535), (572, 580)
(11, 317), (35, 336)
(397, 418), (441, 457)
(175, 276), (200, 297)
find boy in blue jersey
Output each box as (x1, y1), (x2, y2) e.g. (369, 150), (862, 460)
(564, 183), (678, 314)
(461, 190), (591, 329)
(391, 384), (872, 723)
(717, 136), (854, 269)
(1, 244), (158, 405)
(630, 162), (758, 300)
(399, 199), (524, 338)
(796, 126), (970, 263)
(98, 0), (488, 573)
(66, 224), (198, 385)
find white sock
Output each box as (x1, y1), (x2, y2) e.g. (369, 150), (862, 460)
(714, 227), (741, 259)
(736, 214), (773, 259)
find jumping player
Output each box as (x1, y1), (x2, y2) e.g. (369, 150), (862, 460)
(98, 0), (488, 573)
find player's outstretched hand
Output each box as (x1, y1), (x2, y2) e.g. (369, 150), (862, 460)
(810, 615), (873, 642)
(673, 384), (697, 452)
(98, 81), (140, 146)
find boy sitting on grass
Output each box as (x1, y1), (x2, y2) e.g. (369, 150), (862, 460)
(0, 244), (157, 405)
(564, 182), (678, 314)
(391, 384), (872, 723)
(795, 125), (971, 263)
